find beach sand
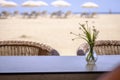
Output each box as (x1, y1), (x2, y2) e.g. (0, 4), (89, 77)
(0, 14), (120, 56)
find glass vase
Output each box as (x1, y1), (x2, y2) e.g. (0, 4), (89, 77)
(85, 47), (98, 65)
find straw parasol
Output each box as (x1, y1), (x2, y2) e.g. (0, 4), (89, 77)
(81, 2), (99, 18)
(0, 0), (6, 5)
(0, 0), (18, 18)
(22, 0), (48, 7)
(81, 2), (99, 8)
(0, 0), (5, 5)
(22, 1), (40, 7)
(51, 0), (71, 7)
(0, 1), (17, 7)
(36, 1), (48, 7)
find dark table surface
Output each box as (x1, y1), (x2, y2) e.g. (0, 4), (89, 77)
(0, 55), (120, 73)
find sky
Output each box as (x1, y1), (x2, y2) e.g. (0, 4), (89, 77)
(0, 0), (120, 13)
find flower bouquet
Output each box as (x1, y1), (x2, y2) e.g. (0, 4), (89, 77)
(70, 21), (99, 64)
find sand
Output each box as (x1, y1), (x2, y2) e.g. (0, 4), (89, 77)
(0, 14), (120, 56)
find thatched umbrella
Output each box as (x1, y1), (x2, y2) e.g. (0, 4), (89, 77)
(0, 1), (17, 7)
(81, 2), (99, 18)
(51, 0), (71, 7)
(81, 2), (99, 8)
(36, 1), (48, 7)
(22, 1), (40, 7)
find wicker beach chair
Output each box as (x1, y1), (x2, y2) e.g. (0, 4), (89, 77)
(77, 40), (120, 55)
(50, 11), (62, 18)
(64, 11), (72, 18)
(0, 41), (59, 56)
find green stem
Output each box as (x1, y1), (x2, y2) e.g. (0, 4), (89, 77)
(90, 45), (95, 60)
(86, 44), (95, 62)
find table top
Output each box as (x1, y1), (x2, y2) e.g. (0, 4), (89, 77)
(0, 55), (120, 73)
